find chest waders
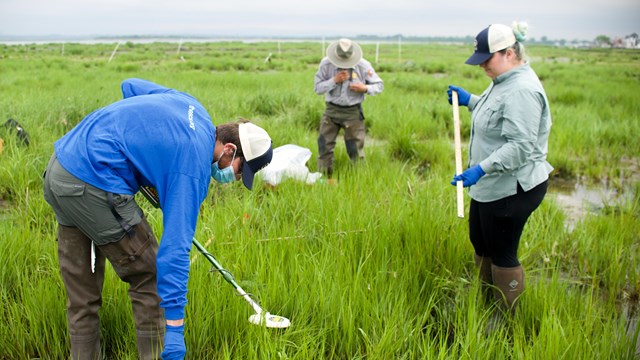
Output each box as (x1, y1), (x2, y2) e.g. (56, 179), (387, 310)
(317, 102), (366, 175)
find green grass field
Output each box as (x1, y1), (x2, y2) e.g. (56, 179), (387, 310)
(0, 41), (639, 359)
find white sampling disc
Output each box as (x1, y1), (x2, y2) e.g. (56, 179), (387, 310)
(248, 312), (291, 328)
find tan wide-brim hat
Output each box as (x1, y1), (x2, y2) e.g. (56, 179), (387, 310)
(326, 38), (363, 68)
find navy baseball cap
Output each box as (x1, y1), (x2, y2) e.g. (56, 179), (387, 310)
(466, 24), (516, 65)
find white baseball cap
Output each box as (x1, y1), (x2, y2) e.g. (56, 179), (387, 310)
(465, 24), (516, 65)
(239, 122), (273, 190)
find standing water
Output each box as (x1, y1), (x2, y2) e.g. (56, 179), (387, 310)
(549, 175), (637, 232)
(549, 173), (639, 355)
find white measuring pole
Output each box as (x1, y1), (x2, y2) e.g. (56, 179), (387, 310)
(177, 38), (183, 55)
(108, 41), (122, 63)
(452, 91), (464, 218)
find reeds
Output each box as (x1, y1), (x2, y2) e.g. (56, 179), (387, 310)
(0, 41), (638, 359)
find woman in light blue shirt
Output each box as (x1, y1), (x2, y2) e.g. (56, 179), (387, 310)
(447, 22), (553, 313)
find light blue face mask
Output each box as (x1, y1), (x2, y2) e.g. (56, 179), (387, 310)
(211, 146), (237, 184)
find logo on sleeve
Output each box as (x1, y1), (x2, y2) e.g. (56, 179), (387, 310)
(187, 105), (195, 130)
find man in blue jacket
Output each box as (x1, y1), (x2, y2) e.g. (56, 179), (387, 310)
(43, 78), (273, 359)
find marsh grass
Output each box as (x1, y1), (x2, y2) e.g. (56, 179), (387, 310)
(0, 41), (638, 359)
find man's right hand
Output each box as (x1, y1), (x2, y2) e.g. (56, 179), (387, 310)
(447, 85), (471, 107)
(334, 70), (350, 84)
(161, 325), (186, 360)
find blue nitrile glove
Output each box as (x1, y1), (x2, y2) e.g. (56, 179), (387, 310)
(447, 85), (471, 106)
(161, 325), (186, 360)
(451, 164), (485, 187)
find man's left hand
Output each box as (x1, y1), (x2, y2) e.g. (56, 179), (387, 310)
(349, 83), (368, 93)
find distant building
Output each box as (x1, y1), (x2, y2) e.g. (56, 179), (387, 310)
(612, 37), (624, 48)
(596, 33), (638, 49)
(625, 33), (638, 48)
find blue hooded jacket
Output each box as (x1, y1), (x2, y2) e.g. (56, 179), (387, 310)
(55, 78), (216, 320)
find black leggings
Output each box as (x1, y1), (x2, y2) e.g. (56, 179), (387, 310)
(469, 180), (548, 267)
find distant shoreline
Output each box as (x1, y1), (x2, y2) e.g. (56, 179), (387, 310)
(0, 34), (590, 46)
(0, 35), (472, 45)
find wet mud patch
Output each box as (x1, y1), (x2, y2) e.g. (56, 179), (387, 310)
(548, 167), (638, 232)
(0, 197), (9, 210)
(0, 197), (10, 221)
(623, 298), (640, 357)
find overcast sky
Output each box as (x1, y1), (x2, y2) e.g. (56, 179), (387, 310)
(1, 0), (638, 41)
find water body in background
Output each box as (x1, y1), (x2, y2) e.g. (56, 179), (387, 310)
(549, 175), (637, 231)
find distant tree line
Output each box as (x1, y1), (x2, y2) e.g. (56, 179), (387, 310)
(347, 33), (638, 48)
(4, 32), (636, 48)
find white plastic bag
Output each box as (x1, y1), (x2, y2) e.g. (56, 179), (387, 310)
(258, 144), (323, 186)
